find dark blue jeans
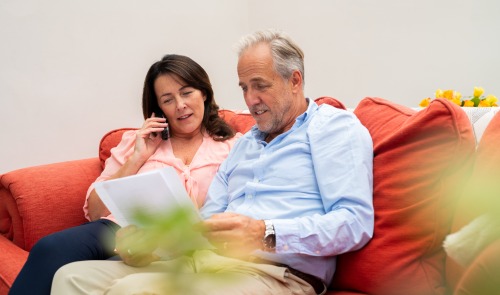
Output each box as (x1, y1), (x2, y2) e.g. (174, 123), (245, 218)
(9, 219), (120, 295)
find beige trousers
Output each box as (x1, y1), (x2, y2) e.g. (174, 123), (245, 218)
(51, 250), (320, 295)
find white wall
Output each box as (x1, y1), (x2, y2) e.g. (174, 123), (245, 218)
(1, 0), (499, 174)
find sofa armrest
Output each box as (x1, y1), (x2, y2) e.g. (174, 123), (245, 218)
(0, 235), (28, 293)
(0, 158), (102, 251)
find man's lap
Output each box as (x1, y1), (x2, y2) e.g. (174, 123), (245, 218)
(52, 250), (316, 295)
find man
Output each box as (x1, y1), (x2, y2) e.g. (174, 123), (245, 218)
(51, 29), (374, 295)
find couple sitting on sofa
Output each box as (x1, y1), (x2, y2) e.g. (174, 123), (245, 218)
(10, 29), (374, 295)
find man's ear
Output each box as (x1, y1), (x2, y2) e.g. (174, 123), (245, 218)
(290, 70), (303, 93)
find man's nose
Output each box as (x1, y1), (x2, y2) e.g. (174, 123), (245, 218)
(244, 89), (260, 107)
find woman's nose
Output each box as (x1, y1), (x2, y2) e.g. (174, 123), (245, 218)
(176, 97), (187, 110)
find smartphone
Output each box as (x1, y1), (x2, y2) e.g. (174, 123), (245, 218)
(155, 110), (170, 140)
(161, 122), (170, 140)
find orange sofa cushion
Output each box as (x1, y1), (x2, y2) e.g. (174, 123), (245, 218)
(315, 96), (347, 110)
(331, 97), (476, 295)
(99, 128), (137, 169)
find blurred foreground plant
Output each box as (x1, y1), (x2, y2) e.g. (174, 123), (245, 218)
(132, 205), (210, 257)
(114, 206), (214, 293)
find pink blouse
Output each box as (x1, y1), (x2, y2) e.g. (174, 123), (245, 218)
(83, 130), (241, 222)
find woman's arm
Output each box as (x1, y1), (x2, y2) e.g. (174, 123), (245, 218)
(87, 116), (167, 221)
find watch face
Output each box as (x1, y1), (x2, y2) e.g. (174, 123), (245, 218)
(264, 234), (276, 249)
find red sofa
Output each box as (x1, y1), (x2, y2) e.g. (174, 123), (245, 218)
(1, 97), (499, 294)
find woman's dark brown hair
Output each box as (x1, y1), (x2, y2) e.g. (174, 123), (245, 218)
(142, 54), (235, 141)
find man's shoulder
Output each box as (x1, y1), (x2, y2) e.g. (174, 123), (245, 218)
(316, 102), (350, 115)
(311, 103), (356, 126)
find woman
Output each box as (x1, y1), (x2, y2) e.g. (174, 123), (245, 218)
(9, 54), (240, 295)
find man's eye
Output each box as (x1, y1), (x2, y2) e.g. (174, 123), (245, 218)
(240, 86), (248, 93)
(256, 84), (268, 90)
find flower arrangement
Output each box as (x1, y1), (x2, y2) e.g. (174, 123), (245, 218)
(419, 87), (498, 108)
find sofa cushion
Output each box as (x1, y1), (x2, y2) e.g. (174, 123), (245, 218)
(99, 128), (137, 169)
(331, 97), (476, 295)
(446, 110), (500, 291)
(226, 111), (255, 134)
(314, 96), (346, 110)
(0, 158), (100, 251)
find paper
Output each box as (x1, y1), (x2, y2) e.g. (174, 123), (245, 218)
(94, 166), (200, 227)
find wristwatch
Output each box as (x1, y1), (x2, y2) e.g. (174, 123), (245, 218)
(262, 219), (276, 251)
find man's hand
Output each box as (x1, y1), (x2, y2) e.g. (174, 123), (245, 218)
(115, 225), (160, 267)
(201, 213), (265, 257)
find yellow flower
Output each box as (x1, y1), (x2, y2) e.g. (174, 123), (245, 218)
(485, 94), (498, 106)
(443, 90), (454, 100)
(478, 100), (490, 107)
(419, 97), (431, 107)
(421, 87), (497, 108)
(451, 97), (461, 106)
(473, 86), (484, 98)
(435, 89), (444, 98)
(450, 91), (462, 106)
(463, 100), (474, 107)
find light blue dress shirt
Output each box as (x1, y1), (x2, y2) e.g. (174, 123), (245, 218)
(200, 99), (374, 284)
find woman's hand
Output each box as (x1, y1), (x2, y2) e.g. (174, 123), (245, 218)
(132, 114), (168, 164)
(115, 225), (160, 267)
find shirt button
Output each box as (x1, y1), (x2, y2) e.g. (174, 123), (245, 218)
(247, 194), (253, 199)
(283, 244), (289, 251)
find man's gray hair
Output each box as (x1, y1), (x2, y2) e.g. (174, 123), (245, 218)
(236, 29), (305, 87)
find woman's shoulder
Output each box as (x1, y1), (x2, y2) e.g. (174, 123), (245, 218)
(118, 129), (138, 145)
(108, 129), (137, 155)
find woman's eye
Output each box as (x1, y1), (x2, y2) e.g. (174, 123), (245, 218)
(164, 98), (174, 104)
(182, 91), (193, 96)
